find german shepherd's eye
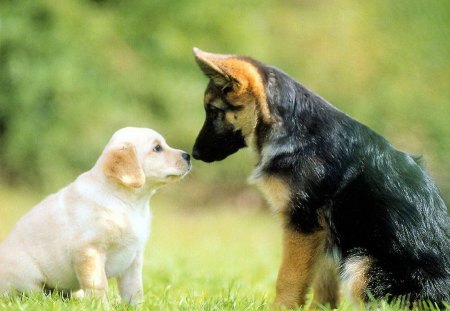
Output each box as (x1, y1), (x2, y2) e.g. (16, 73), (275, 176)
(212, 106), (224, 111)
(207, 105), (224, 115)
(221, 85), (233, 95)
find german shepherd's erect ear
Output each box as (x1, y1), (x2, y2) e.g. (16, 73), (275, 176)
(192, 48), (273, 162)
(193, 48), (235, 87)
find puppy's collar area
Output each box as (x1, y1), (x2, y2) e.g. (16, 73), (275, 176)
(248, 143), (279, 183)
(111, 188), (156, 209)
(249, 132), (299, 182)
(82, 171), (156, 208)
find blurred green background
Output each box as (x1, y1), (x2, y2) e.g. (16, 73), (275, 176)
(0, 0), (449, 207)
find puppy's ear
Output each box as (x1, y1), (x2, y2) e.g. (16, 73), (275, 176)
(103, 143), (145, 188)
(193, 47), (237, 87)
(193, 47), (273, 124)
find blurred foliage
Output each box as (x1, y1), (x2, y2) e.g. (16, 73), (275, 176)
(0, 0), (449, 201)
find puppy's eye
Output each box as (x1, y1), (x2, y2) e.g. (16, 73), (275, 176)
(153, 145), (163, 152)
(207, 106), (224, 117)
(222, 85), (233, 95)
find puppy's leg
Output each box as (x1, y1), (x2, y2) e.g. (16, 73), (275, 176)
(73, 247), (108, 299)
(72, 289), (85, 298)
(310, 255), (340, 309)
(340, 255), (371, 306)
(0, 251), (46, 295)
(117, 252), (144, 306)
(273, 228), (325, 308)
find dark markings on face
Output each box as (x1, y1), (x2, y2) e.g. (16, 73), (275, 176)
(192, 82), (246, 162)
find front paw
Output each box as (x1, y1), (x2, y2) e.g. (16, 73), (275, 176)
(271, 297), (300, 310)
(72, 289), (85, 298)
(122, 291), (144, 306)
(73, 289), (109, 307)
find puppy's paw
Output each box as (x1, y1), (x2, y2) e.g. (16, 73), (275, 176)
(72, 289), (85, 299)
(122, 291), (144, 306)
(270, 301), (298, 310)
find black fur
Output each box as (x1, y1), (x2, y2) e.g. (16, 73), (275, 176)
(192, 81), (247, 162)
(193, 57), (450, 305)
(192, 107), (246, 162)
(259, 66), (450, 304)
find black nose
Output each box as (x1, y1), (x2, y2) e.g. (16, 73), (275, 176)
(192, 148), (200, 160)
(192, 149), (200, 160)
(182, 152), (191, 162)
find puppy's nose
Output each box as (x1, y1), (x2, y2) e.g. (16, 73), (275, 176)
(182, 152), (191, 162)
(192, 148), (200, 160)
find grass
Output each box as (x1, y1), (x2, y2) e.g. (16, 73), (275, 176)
(0, 187), (449, 310)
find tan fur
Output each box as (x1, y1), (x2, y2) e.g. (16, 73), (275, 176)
(103, 143), (145, 188)
(227, 104), (259, 144)
(220, 58), (271, 124)
(204, 84), (260, 143)
(310, 254), (340, 309)
(255, 176), (291, 212)
(194, 48), (273, 127)
(341, 256), (371, 303)
(204, 92), (213, 105)
(72, 247), (108, 297)
(273, 227), (326, 308)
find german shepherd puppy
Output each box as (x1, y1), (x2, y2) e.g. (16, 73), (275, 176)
(191, 48), (450, 308)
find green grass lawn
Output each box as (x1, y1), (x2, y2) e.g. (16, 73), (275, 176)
(0, 187), (448, 310)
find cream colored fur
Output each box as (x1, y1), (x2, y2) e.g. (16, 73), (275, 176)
(0, 127), (191, 305)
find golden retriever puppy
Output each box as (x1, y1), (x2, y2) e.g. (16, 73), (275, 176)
(0, 127), (191, 305)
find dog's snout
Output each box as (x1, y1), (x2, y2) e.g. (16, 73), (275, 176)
(192, 148), (200, 160)
(182, 152), (191, 162)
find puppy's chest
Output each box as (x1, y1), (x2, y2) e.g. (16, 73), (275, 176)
(253, 175), (291, 212)
(102, 208), (151, 277)
(100, 208), (151, 247)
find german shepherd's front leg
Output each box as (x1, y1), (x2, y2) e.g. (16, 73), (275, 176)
(310, 254), (340, 309)
(273, 227), (325, 308)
